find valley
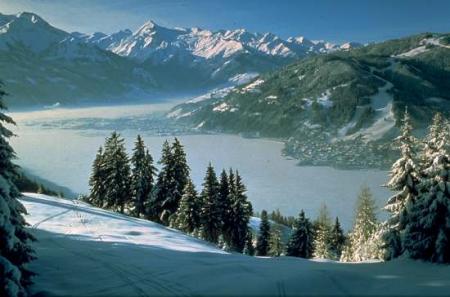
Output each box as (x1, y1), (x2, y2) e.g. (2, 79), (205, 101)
(9, 103), (390, 230)
(0, 3), (449, 296)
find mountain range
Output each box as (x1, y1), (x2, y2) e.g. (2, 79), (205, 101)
(170, 32), (450, 168)
(0, 12), (361, 107)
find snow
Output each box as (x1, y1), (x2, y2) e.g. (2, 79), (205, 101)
(195, 121), (205, 129)
(228, 72), (259, 85)
(213, 102), (231, 112)
(21, 193), (221, 254)
(0, 12), (66, 52)
(359, 82), (395, 141)
(193, 35), (244, 59)
(166, 108), (192, 119)
(394, 45), (429, 58)
(393, 37), (450, 58)
(249, 216), (262, 231)
(422, 37), (450, 49)
(302, 90), (333, 108)
(84, 18), (347, 64)
(179, 73), (257, 107)
(21, 193), (450, 296)
(239, 79), (265, 94)
(316, 90), (333, 108)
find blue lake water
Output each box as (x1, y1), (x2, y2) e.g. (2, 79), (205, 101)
(9, 104), (391, 230)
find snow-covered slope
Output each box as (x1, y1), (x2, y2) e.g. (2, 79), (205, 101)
(21, 193), (450, 296)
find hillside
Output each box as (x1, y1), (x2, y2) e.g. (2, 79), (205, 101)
(171, 33), (450, 168)
(0, 12), (360, 108)
(0, 12), (160, 108)
(21, 193), (450, 296)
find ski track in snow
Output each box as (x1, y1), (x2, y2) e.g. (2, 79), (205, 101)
(20, 193), (450, 296)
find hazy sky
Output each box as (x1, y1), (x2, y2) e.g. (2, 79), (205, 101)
(1, 0), (449, 43)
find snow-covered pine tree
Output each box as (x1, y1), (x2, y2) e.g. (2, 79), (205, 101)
(173, 179), (201, 234)
(130, 135), (156, 218)
(341, 186), (379, 262)
(229, 171), (253, 253)
(199, 163), (222, 243)
(88, 146), (106, 207)
(382, 109), (420, 259)
(329, 217), (346, 260)
(420, 113), (445, 171)
(256, 210), (271, 256)
(269, 227), (284, 257)
(102, 132), (131, 213)
(286, 210), (314, 258)
(151, 140), (175, 223)
(404, 113), (450, 263)
(443, 117), (450, 154)
(0, 86), (35, 297)
(313, 204), (332, 259)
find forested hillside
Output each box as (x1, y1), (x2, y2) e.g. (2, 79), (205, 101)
(172, 33), (450, 168)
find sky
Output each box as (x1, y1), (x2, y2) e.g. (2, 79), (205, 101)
(0, 0), (449, 43)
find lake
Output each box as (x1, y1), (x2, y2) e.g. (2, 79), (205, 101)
(9, 104), (391, 230)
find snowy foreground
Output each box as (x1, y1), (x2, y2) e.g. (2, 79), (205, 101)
(21, 193), (450, 297)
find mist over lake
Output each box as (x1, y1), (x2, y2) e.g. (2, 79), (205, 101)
(9, 103), (390, 230)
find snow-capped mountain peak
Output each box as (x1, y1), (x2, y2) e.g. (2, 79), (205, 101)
(0, 11), (67, 52)
(136, 20), (159, 35)
(340, 41), (363, 50)
(87, 20), (361, 63)
(0, 11), (365, 107)
(15, 11), (46, 24)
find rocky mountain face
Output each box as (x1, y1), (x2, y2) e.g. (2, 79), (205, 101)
(0, 12), (360, 107)
(170, 33), (450, 168)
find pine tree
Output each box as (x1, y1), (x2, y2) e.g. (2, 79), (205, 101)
(286, 210), (314, 258)
(341, 187), (379, 262)
(0, 86), (35, 296)
(329, 217), (346, 260)
(173, 179), (201, 234)
(383, 109), (420, 259)
(420, 113), (445, 171)
(404, 114), (450, 263)
(218, 169), (232, 246)
(151, 140), (175, 223)
(169, 138), (190, 219)
(269, 227), (284, 257)
(130, 135), (156, 218)
(313, 204), (332, 259)
(199, 163), (222, 243)
(256, 210), (271, 256)
(151, 138), (190, 224)
(243, 229), (256, 256)
(102, 132), (131, 213)
(88, 146), (106, 207)
(229, 171), (253, 253)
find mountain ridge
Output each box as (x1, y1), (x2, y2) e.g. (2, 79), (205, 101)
(169, 32), (450, 168)
(0, 11), (362, 108)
